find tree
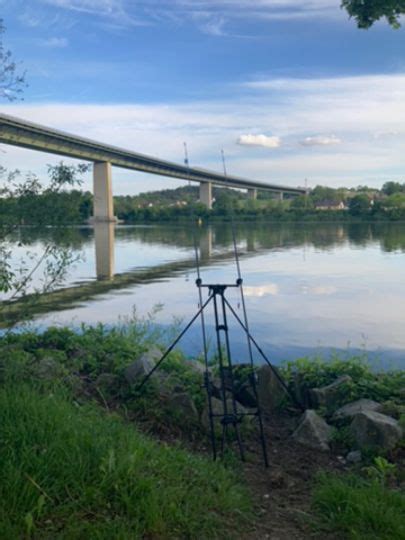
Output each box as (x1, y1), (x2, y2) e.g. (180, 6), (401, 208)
(348, 193), (371, 216)
(342, 0), (405, 29)
(0, 18), (26, 100)
(381, 181), (405, 196)
(0, 164), (90, 328)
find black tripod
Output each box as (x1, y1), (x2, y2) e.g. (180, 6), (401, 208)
(138, 276), (302, 467)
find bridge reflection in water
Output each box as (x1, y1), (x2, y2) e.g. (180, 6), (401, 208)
(94, 222), (115, 280)
(93, 225), (226, 280)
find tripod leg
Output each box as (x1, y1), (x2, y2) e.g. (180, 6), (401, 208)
(219, 293), (246, 462)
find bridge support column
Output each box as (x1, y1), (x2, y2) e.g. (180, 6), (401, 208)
(93, 161), (116, 222)
(247, 188), (257, 200)
(199, 181), (212, 209)
(94, 222), (115, 280)
(278, 192), (284, 201)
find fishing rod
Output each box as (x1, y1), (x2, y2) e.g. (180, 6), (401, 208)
(184, 142), (217, 459)
(137, 146), (303, 467)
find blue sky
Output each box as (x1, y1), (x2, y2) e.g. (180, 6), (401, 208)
(1, 0), (405, 194)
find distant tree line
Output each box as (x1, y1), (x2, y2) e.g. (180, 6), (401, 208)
(3, 176), (405, 224)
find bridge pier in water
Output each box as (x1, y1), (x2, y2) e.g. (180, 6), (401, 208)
(247, 188), (257, 200)
(199, 181), (213, 209)
(93, 161), (117, 222)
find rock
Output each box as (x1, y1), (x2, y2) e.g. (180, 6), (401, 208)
(310, 375), (352, 410)
(292, 372), (312, 409)
(332, 398), (383, 422)
(33, 357), (66, 380)
(257, 365), (287, 413)
(184, 359), (207, 376)
(124, 347), (162, 384)
(350, 410), (403, 451)
(292, 409), (333, 452)
(167, 392), (199, 422)
(346, 450), (362, 464)
(236, 383), (258, 408)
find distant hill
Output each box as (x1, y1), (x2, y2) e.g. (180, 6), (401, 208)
(114, 185), (247, 208)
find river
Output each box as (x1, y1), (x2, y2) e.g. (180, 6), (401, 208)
(2, 221), (405, 367)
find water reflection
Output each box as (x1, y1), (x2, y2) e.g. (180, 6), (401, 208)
(10, 221), (405, 254)
(3, 222), (405, 367)
(199, 227), (213, 261)
(94, 223), (115, 280)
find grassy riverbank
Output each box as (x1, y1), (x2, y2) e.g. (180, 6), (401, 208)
(0, 384), (251, 539)
(1, 323), (404, 538)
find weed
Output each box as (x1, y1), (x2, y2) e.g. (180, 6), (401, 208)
(313, 473), (405, 540)
(0, 383), (252, 539)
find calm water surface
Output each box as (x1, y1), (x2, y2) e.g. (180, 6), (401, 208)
(3, 222), (405, 367)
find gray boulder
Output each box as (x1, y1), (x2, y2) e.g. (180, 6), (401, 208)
(332, 398), (383, 422)
(292, 409), (333, 452)
(310, 375), (352, 409)
(346, 450), (362, 464)
(257, 365), (286, 413)
(33, 357), (66, 381)
(167, 392), (199, 423)
(184, 359), (207, 376)
(292, 372), (312, 409)
(124, 347), (162, 384)
(350, 410), (403, 451)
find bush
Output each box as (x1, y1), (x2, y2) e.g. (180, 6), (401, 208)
(282, 355), (405, 406)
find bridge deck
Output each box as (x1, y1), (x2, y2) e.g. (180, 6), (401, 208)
(0, 113), (306, 194)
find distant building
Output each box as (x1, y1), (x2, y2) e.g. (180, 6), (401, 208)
(315, 200), (346, 211)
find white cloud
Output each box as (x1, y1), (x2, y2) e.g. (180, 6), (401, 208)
(39, 37), (69, 47)
(1, 73), (405, 192)
(175, 0), (342, 21)
(237, 134), (281, 149)
(244, 284), (279, 297)
(43, 0), (116, 14)
(300, 135), (341, 146)
(41, 0), (144, 26)
(38, 0), (345, 36)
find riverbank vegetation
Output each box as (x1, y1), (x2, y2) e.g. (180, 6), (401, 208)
(1, 321), (404, 538)
(3, 174), (405, 224)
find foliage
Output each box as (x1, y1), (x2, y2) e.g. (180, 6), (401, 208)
(348, 193), (371, 216)
(342, 0), (405, 29)
(313, 472), (405, 539)
(362, 456), (398, 485)
(0, 163), (90, 328)
(0, 383), (251, 539)
(0, 18), (26, 100)
(0, 312), (209, 436)
(282, 355), (405, 406)
(4, 177), (405, 224)
(382, 181), (405, 196)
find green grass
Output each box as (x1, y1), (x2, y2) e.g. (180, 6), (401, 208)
(0, 384), (251, 539)
(313, 473), (405, 540)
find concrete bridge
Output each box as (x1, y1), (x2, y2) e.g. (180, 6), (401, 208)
(0, 113), (306, 221)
